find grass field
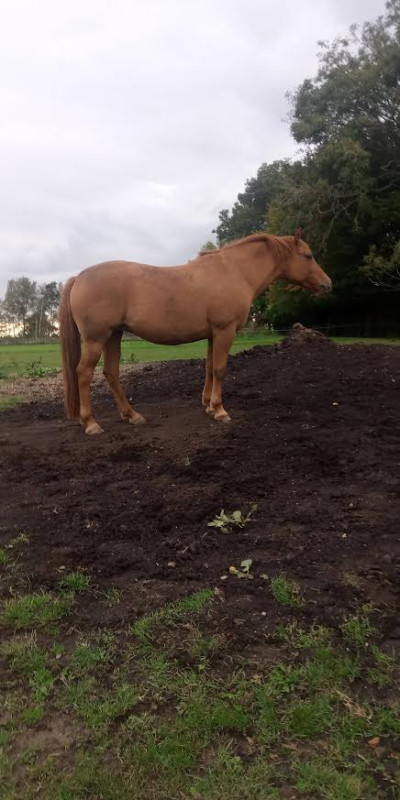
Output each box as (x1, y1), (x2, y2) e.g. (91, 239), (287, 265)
(1, 569), (399, 799)
(0, 334), (276, 379)
(1, 333), (399, 380)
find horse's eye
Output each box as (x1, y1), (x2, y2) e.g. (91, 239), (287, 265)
(305, 254), (313, 260)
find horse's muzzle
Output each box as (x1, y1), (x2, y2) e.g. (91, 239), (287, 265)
(317, 278), (332, 295)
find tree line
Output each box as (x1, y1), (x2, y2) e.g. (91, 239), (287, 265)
(205, 0), (400, 336)
(0, 278), (61, 340)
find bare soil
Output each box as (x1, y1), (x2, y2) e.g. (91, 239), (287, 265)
(1, 327), (400, 650)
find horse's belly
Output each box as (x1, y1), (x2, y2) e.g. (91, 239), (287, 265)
(125, 321), (210, 345)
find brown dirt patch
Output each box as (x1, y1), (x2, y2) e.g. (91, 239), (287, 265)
(1, 330), (400, 646)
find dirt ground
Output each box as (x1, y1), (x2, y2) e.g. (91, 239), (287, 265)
(1, 328), (400, 650)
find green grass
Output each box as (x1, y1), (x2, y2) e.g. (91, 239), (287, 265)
(0, 547), (13, 567)
(59, 572), (90, 593)
(1, 333), (400, 380)
(0, 333), (277, 379)
(0, 591), (73, 629)
(295, 759), (376, 800)
(0, 583), (399, 799)
(341, 607), (378, 648)
(270, 574), (305, 608)
(132, 588), (214, 644)
(68, 634), (115, 677)
(276, 620), (332, 648)
(101, 587), (123, 607)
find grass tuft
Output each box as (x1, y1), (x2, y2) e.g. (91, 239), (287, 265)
(1, 591), (73, 628)
(270, 574), (305, 608)
(59, 572), (91, 593)
(341, 608), (377, 647)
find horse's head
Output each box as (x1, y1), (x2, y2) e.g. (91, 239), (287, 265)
(282, 230), (332, 295)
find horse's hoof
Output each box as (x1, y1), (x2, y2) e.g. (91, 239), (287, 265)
(215, 412), (231, 424)
(85, 422), (104, 435)
(129, 414), (146, 425)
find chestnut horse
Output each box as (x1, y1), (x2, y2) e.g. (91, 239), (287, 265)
(59, 230), (332, 434)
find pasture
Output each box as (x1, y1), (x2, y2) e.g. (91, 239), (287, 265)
(1, 333), (400, 380)
(0, 333), (278, 379)
(0, 331), (399, 798)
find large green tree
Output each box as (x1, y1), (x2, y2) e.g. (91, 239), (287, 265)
(3, 277), (37, 337)
(213, 161), (301, 244)
(28, 281), (62, 339)
(0, 279), (61, 339)
(211, 0), (400, 335)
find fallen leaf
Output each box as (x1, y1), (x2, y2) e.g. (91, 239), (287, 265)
(368, 736), (381, 749)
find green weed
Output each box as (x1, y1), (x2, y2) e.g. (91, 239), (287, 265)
(207, 504), (257, 533)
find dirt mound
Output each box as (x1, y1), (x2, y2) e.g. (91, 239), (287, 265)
(276, 322), (334, 350)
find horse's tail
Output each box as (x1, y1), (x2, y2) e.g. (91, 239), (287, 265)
(59, 277), (81, 419)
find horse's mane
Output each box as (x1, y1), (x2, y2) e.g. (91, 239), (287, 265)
(199, 233), (295, 261)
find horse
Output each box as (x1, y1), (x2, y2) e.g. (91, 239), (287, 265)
(59, 230), (332, 434)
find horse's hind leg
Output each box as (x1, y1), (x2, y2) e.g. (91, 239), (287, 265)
(202, 338), (213, 410)
(77, 340), (105, 435)
(102, 331), (146, 426)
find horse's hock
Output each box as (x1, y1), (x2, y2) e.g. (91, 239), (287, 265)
(276, 322), (333, 350)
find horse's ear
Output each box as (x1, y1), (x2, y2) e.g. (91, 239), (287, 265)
(294, 227), (302, 243)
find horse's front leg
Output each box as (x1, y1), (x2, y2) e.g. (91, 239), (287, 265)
(206, 326), (236, 423)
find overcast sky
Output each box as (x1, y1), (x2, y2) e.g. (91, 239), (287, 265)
(0, 0), (386, 295)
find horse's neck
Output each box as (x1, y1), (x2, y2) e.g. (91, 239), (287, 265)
(232, 242), (280, 298)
